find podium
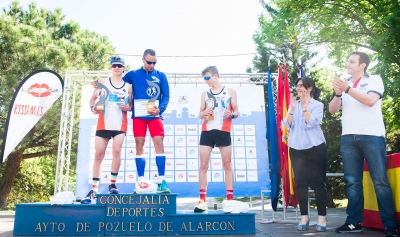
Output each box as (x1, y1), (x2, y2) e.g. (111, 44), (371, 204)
(13, 194), (255, 235)
(362, 153), (400, 230)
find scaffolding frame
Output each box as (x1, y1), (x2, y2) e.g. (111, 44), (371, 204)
(54, 71), (277, 195)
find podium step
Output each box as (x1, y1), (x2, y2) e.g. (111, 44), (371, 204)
(166, 210), (256, 235)
(13, 203), (105, 236)
(13, 194), (255, 235)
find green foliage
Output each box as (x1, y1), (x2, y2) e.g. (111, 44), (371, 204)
(269, 0), (400, 133)
(0, 157), (51, 210)
(253, 0), (400, 207)
(0, 1), (115, 207)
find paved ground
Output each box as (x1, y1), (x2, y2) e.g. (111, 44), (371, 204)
(0, 198), (386, 237)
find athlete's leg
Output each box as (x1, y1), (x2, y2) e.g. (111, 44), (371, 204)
(199, 145), (212, 191)
(133, 118), (148, 181)
(219, 145), (234, 199)
(93, 135), (110, 184)
(110, 132), (125, 180)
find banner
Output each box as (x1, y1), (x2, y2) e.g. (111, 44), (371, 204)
(76, 84), (269, 198)
(0, 70), (64, 164)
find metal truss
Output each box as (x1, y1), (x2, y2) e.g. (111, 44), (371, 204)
(54, 71), (278, 194)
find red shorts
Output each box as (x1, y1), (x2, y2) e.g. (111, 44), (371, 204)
(132, 118), (164, 137)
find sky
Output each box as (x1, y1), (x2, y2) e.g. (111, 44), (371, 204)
(0, 0), (264, 73)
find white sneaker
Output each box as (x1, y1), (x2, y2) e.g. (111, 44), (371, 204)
(194, 199), (208, 212)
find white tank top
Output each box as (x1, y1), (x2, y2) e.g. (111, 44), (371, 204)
(202, 86), (232, 132)
(97, 78), (130, 131)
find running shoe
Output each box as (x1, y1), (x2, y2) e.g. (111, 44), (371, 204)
(194, 199), (208, 212)
(335, 222), (362, 233)
(157, 180), (171, 193)
(80, 190), (96, 204)
(108, 183), (119, 194)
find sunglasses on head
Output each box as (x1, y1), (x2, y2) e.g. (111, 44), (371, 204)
(111, 64), (124, 68)
(204, 75), (212, 80)
(144, 59), (157, 65)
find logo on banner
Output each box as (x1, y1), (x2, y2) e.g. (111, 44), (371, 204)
(22, 83), (58, 97)
(178, 96), (188, 104)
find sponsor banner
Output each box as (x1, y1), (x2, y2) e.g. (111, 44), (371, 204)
(75, 85), (269, 198)
(1, 70), (63, 163)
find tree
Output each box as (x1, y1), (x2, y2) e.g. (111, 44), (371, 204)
(251, 0), (347, 207)
(270, 0), (400, 132)
(0, 1), (116, 208)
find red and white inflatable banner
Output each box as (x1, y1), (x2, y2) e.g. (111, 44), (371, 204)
(0, 70), (64, 164)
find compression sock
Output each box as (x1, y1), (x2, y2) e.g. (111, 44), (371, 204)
(155, 155), (166, 179)
(135, 158), (146, 179)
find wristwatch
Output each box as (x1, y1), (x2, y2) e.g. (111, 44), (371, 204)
(303, 109), (309, 113)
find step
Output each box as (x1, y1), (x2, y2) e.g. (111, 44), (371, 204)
(13, 194), (255, 235)
(166, 210), (256, 235)
(13, 203), (105, 236)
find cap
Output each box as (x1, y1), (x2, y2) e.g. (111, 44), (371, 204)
(110, 56), (125, 66)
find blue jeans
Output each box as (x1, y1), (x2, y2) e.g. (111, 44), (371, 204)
(340, 135), (398, 228)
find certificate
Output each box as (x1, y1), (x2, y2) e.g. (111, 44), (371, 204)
(134, 99), (159, 117)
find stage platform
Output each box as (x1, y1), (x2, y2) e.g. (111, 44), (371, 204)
(0, 197), (387, 237)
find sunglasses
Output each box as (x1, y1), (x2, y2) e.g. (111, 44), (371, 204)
(204, 75), (212, 80)
(111, 64), (124, 68)
(144, 59), (157, 65)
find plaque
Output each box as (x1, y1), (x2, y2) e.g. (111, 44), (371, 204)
(93, 81), (109, 111)
(146, 79), (160, 112)
(204, 92), (216, 120)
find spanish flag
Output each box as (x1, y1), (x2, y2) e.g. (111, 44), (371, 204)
(362, 153), (400, 230)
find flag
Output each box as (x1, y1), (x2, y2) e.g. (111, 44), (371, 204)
(266, 67), (280, 211)
(299, 65), (305, 78)
(283, 63), (298, 207)
(0, 70), (63, 164)
(275, 63), (290, 207)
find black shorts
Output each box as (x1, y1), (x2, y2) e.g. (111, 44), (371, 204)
(199, 130), (231, 148)
(95, 130), (125, 139)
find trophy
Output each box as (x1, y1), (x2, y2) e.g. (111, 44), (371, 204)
(204, 92), (216, 120)
(146, 79), (160, 112)
(93, 81), (109, 111)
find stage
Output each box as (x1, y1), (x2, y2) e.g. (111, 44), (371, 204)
(1, 198), (385, 237)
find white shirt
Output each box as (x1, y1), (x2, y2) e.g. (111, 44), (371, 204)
(341, 74), (385, 137)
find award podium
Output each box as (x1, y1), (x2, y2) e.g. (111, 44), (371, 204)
(13, 193), (255, 235)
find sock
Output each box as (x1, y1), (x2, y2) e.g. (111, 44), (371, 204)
(110, 172), (118, 183)
(200, 189), (207, 201)
(92, 178), (100, 192)
(135, 158), (146, 178)
(226, 190), (233, 200)
(156, 155), (166, 179)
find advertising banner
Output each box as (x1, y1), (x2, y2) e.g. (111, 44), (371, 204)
(0, 70), (63, 164)
(76, 84), (269, 198)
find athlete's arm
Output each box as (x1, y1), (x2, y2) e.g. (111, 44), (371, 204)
(89, 78), (105, 114)
(228, 88), (238, 119)
(158, 73), (170, 114)
(123, 70), (134, 84)
(199, 92), (212, 119)
(128, 86), (133, 111)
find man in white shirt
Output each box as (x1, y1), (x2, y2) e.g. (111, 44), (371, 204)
(329, 51), (398, 236)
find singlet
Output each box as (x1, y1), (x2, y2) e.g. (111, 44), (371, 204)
(96, 78), (130, 132)
(201, 86), (232, 132)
